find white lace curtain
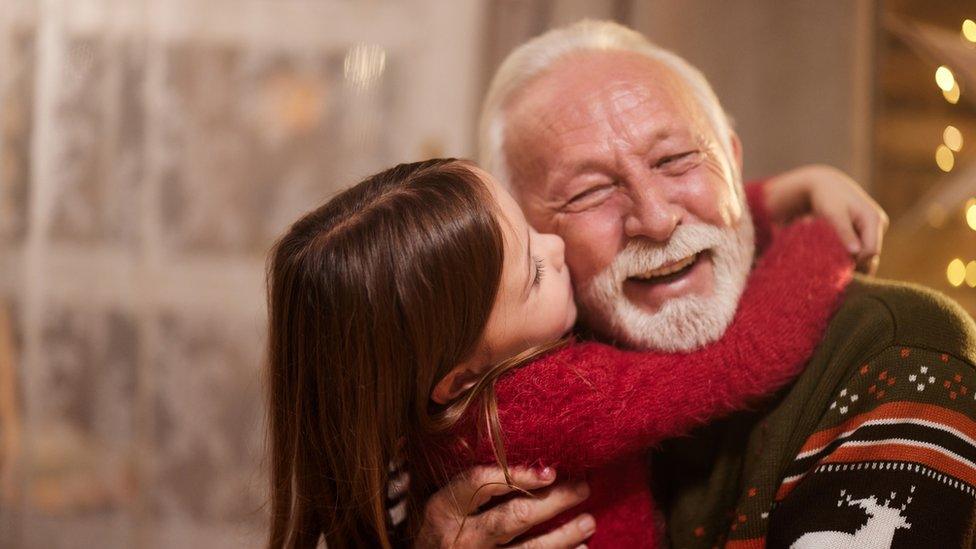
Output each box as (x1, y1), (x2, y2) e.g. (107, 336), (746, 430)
(0, 0), (483, 546)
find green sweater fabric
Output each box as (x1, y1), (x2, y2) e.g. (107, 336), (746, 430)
(653, 275), (976, 548)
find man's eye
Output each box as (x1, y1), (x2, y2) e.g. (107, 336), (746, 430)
(565, 184), (615, 210)
(656, 151), (696, 168)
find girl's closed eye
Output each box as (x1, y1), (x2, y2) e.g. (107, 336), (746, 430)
(533, 255), (546, 286)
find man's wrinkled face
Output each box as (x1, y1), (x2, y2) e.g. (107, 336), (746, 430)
(503, 50), (754, 351)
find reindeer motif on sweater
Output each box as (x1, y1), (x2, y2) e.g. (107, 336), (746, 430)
(791, 487), (915, 549)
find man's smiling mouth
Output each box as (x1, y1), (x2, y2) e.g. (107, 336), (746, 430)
(628, 252), (704, 285)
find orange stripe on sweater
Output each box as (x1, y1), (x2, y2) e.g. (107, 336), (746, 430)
(724, 538), (766, 549)
(796, 402), (976, 456)
(776, 439), (976, 501)
(775, 475), (806, 501)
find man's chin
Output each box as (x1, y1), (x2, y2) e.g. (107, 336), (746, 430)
(582, 293), (738, 352)
(576, 209), (755, 352)
(576, 242), (750, 353)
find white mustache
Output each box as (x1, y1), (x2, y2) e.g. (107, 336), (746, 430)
(610, 224), (725, 281)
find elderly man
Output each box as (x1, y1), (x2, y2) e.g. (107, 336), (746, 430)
(417, 20), (976, 548)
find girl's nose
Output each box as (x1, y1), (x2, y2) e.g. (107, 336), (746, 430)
(547, 233), (566, 271)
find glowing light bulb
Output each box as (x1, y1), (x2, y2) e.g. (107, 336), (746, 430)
(948, 259), (967, 287)
(936, 66), (957, 92)
(944, 125), (964, 151)
(964, 19), (976, 43)
(936, 144), (955, 172)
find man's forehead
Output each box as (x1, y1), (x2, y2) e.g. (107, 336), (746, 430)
(503, 52), (700, 184)
(510, 53), (684, 135)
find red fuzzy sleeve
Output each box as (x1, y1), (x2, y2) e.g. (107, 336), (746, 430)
(443, 218), (853, 475)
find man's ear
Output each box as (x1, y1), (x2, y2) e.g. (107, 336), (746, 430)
(431, 365), (480, 405)
(729, 131), (743, 177)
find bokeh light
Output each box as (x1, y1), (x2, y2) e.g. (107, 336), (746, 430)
(964, 19), (976, 42)
(343, 43), (387, 90)
(936, 65), (956, 91)
(944, 125), (964, 151)
(948, 258), (967, 287)
(936, 144), (955, 171)
(967, 199), (976, 231)
(944, 81), (962, 104)
(967, 261), (976, 288)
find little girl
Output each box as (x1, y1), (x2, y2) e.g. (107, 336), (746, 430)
(265, 158), (863, 548)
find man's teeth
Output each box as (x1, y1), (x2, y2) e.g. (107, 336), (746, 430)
(631, 254), (698, 280)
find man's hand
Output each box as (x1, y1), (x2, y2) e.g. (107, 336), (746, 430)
(764, 164), (889, 275)
(415, 465), (594, 548)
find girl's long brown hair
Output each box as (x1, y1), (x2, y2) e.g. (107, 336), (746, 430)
(266, 158), (524, 548)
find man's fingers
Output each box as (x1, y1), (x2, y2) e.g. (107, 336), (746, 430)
(507, 513), (596, 549)
(446, 465), (558, 515)
(482, 480), (591, 544)
(421, 466), (564, 547)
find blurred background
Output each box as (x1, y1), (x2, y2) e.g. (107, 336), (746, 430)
(1, 0), (975, 547)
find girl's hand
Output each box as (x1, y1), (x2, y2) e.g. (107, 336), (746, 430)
(764, 164), (889, 275)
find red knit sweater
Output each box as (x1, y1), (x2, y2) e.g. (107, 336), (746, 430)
(431, 186), (855, 547)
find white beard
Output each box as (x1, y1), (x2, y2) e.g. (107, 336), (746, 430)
(576, 210), (755, 352)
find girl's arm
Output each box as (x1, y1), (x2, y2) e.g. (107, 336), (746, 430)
(758, 165), (888, 274)
(746, 180), (773, 252)
(450, 218), (853, 474)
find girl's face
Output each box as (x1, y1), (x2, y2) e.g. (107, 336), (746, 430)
(431, 168), (577, 404)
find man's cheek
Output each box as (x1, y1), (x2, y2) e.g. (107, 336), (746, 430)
(562, 216), (622, 288)
(702, 153), (744, 223)
(676, 173), (738, 228)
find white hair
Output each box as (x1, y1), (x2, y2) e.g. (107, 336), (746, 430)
(478, 19), (736, 190)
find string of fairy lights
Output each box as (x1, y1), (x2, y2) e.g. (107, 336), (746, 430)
(940, 19), (976, 289)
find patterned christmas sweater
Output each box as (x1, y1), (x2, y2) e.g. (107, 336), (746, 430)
(425, 208), (854, 546)
(653, 276), (976, 548)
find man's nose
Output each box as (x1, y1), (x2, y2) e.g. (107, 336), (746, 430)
(623, 186), (681, 241)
